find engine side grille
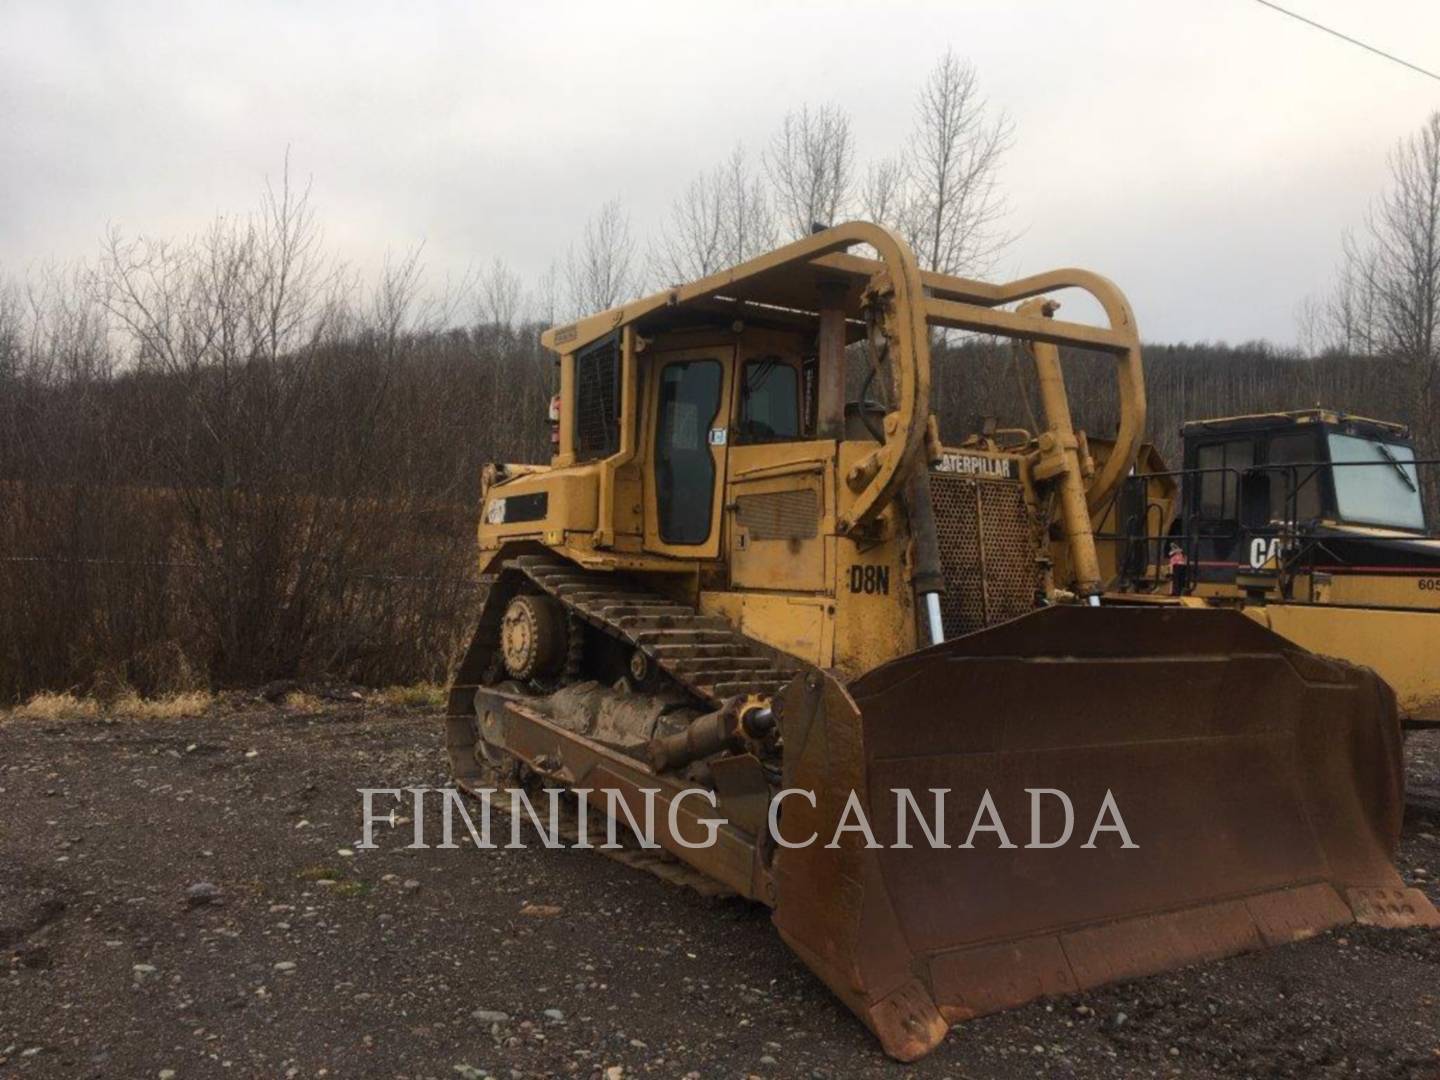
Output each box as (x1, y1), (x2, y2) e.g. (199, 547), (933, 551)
(735, 488), (819, 541)
(929, 471), (1040, 637)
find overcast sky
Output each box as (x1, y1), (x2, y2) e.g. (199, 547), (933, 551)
(3, 0), (1439, 344)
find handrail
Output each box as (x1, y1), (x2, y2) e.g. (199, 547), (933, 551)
(1109, 458), (1439, 595)
(919, 266), (1144, 517)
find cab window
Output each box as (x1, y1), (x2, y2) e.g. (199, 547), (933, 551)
(735, 358), (800, 443)
(1328, 433), (1426, 530)
(573, 335), (620, 460)
(1196, 439), (1254, 520)
(1266, 432), (1323, 522)
(655, 359), (724, 544)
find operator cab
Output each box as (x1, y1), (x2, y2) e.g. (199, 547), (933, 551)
(1177, 409), (1433, 587)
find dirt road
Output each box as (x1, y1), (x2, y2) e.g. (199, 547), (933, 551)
(2, 699), (1438, 1080)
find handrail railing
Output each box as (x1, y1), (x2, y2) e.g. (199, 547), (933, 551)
(1099, 458), (1440, 597)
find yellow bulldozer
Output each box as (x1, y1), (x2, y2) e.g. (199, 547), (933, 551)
(1104, 408), (1440, 730)
(445, 224), (1436, 1061)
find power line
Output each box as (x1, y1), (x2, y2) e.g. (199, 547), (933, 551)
(1252, 0), (1440, 83)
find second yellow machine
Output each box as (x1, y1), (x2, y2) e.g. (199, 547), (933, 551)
(445, 224), (1434, 1061)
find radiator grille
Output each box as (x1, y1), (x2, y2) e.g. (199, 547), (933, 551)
(929, 471), (1039, 636)
(736, 488), (819, 541)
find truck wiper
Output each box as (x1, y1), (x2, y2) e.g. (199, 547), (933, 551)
(1374, 440), (1418, 492)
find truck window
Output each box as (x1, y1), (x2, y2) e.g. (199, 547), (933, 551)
(736, 358), (800, 443)
(1196, 439), (1253, 520)
(1266, 432), (1323, 522)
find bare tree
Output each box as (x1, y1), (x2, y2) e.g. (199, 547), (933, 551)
(652, 166), (727, 283)
(765, 104), (855, 239)
(1370, 111), (1440, 414)
(250, 164), (342, 366)
(86, 163), (404, 680)
(566, 198), (637, 315)
(861, 155), (907, 231)
(530, 259), (561, 327)
(477, 256), (523, 331)
(901, 51), (1013, 275)
(652, 146), (776, 282)
(1322, 229), (1383, 356)
(1294, 294), (1326, 359)
(718, 145), (777, 264)
(21, 263), (111, 386)
(0, 274), (20, 384)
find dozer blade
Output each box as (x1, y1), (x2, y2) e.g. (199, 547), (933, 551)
(771, 605), (1438, 1062)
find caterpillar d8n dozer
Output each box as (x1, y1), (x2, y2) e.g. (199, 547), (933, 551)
(445, 223), (1436, 1061)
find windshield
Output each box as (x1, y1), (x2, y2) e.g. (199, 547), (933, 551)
(1327, 432), (1427, 530)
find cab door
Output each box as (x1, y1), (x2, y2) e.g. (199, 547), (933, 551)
(643, 346), (733, 559)
(1189, 436), (1254, 583)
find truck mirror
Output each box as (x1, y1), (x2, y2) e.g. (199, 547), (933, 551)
(1239, 469), (1271, 530)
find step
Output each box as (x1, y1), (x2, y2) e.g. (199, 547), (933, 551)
(667, 656), (776, 675)
(648, 643), (748, 660)
(628, 628), (736, 646)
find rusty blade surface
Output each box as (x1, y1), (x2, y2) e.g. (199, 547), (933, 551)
(771, 605), (1438, 1062)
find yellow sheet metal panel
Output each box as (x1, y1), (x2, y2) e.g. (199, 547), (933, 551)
(828, 441), (913, 675)
(1246, 603), (1440, 721)
(726, 442), (834, 594)
(1326, 573), (1440, 610)
(478, 467), (599, 550)
(699, 590), (831, 669)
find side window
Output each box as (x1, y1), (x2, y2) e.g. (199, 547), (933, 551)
(1196, 439), (1253, 520)
(1197, 445), (1224, 518)
(736, 358), (800, 443)
(573, 336), (619, 460)
(1267, 433), (1322, 521)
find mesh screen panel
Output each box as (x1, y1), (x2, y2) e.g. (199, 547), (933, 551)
(736, 488), (819, 540)
(929, 472), (1039, 636)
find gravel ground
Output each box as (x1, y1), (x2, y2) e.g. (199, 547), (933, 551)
(1, 698), (1437, 1080)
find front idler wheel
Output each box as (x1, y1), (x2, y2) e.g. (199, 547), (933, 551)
(499, 593), (569, 682)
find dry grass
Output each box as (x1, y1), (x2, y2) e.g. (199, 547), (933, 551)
(378, 682), (446, 710)
(4, 688), (215, 723)
(283, 691), (327, 714)
(6, 691), (101, 722)
(113, 690), (214, 719)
